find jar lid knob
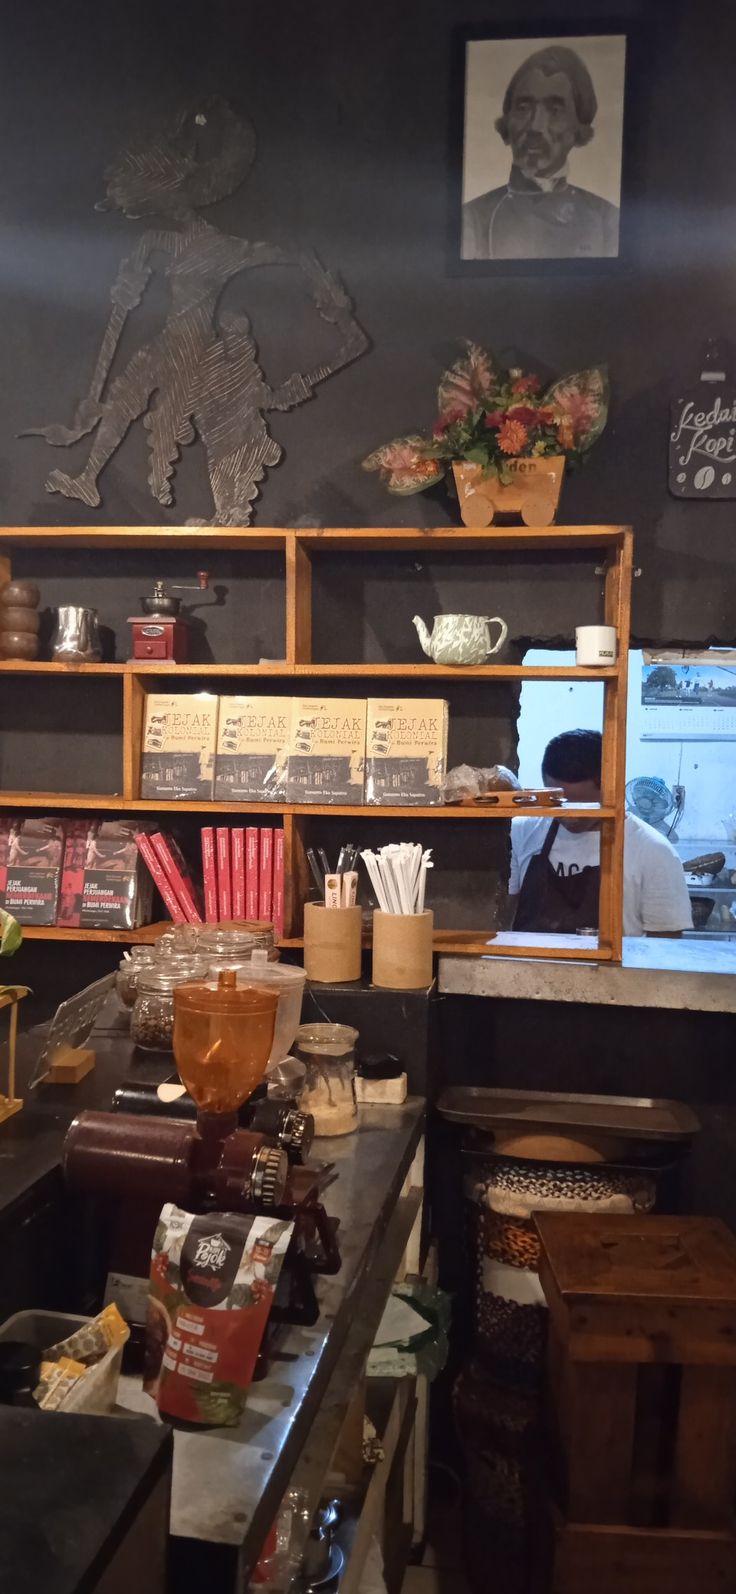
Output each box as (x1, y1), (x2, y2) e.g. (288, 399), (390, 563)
(218, 968), (236, 989)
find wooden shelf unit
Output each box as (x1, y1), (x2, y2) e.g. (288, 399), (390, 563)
(0, 524), (633, 961)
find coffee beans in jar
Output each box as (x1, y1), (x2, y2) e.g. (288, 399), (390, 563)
(131, 959), (206, 1051)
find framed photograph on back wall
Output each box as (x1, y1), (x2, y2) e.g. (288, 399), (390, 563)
(449, 24), (631, 272)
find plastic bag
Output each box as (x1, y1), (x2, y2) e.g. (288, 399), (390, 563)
(442, 764), (520, 803)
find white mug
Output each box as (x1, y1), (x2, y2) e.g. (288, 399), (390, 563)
(576, 625), (617, 666)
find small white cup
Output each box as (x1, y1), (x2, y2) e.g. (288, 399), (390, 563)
(576, 625), (617, 666)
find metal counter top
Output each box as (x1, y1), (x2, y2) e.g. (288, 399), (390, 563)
(117, 1100), (425, 1573)
(439, 936), (736, 1012)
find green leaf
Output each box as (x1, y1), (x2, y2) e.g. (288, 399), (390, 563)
(0, 911), (22, 957)
(465, 446), (490, 467)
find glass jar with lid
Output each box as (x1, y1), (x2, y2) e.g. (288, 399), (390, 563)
(294, 1022), (359, 1136)
(115, 946), (156, 1010)
(131, 956), (208, 1051)
(197, 926), (257, 967)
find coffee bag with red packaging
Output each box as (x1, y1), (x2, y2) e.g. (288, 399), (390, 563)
(144, 1203), (293, 1427)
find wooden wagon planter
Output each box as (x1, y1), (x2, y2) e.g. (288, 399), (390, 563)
(453, 455), (565, 527)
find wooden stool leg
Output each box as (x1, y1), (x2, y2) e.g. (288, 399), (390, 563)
(672, 1366), (736, 1529)
(564, 1363), (637, 1523)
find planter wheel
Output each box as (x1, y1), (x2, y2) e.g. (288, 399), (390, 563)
(459, 491), (493, 528)
(521, 492), (556, 527)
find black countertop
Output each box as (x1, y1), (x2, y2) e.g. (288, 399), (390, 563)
(0, 1407), (171, 1594)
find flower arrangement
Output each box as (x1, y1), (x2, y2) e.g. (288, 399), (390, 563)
(362, 343), (608, 495)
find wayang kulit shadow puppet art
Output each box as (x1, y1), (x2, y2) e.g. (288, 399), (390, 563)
(24, 99), (368, 524)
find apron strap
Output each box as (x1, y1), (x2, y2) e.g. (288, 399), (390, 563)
(539, 819), (560, 861)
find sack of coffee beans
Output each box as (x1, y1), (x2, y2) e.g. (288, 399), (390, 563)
(144, 1203), (293, 1426)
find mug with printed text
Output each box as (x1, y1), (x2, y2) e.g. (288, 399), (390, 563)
(576, 625), (617, 666)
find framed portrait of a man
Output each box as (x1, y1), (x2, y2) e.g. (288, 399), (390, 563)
(451, 26), (631, 270)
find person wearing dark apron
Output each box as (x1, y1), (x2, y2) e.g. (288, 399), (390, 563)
(512, 818), (599, 933)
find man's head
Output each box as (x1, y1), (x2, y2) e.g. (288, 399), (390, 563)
(542, 729), (601, 829)
(496, 46), (597, 181)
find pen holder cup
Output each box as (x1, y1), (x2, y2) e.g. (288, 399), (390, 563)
(304, 903), (363, 984)
(372, 910), (434, 991)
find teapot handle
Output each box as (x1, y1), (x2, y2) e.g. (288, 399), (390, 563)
(485, 616), (508, 656)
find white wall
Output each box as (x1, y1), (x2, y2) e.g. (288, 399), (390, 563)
(517, 650), (735, 844)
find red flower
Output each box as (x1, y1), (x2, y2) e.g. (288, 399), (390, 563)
(507, 405), (539, 427)
(498, 419), (528, 455)
(484, 410), (505, 429)
(511, 374), (541, 395)
(435, 406), (468, 435)
(537, 406), (556, 425)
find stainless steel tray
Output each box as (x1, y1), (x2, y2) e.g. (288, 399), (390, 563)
(436, 1086), (700, 1142)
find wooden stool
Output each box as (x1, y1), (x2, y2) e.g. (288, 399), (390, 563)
(534, 1213), (736, 1593)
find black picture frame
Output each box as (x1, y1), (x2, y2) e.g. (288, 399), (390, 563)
(448, 19), (641, 275)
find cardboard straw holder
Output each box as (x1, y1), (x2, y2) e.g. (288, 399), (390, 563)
(303, 902), (362, 984)
(372, 909), (434, 990)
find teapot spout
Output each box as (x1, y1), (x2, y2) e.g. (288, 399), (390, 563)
(413, 615), (432, 657)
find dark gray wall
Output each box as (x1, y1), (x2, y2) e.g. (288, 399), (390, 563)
(3, 0), (736, 646)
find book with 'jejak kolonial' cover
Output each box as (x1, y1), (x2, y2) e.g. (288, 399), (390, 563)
(201, 828), (218, 922)
(214, 696), (290, 802)
(141, 693), (217, 801)
(286, 698), (366, 806)
(365, 698), (448, 806)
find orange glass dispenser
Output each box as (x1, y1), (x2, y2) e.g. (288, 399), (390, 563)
(173, 969), (278, 1117)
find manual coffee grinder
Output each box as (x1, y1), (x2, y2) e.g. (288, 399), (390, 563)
(64, 971), (341, 1338)
(128, 571), (218, 663)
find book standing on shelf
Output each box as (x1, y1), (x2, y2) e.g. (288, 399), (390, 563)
(273, 828), (285, 937)
(216, 828), (232, 920)
(201, 828), (218, 922)
(246, 828), (259, 920)
(150, 833), (203, 925)
(259, 828), (273, 921)
(136, 834), (187, 924)
(214, 696), (289, 802)
(286, 698), (366, 806)
(365, 698), (449, 806)
(141, 693), (217, 801)
(2, 817), (66, 925)
(231, 827), (246, 920)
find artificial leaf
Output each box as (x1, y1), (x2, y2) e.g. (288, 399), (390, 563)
(0, 910), (21, 958)
(362, 435), (445, 495)
(545, 366), (609, 453)
(437, 342), (495, 419)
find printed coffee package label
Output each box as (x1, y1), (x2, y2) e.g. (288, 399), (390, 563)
(3, 817), (66, 924)
(365, 699), (449, 805)
(80, 820), (152, 929)
(214, 695), (290, 802)
(286, 698), (366, 806)
(144, 1203), (293, 1427)
(141, 693), (217, 801)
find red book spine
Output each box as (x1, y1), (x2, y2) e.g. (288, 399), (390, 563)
(216, 828), (232, 921)
(272, 828), (284, 937)
(231, 828), (246, 920)
(150, 833), (203, 925)
(135, 834), (187, 924)
(201, 828), (218, 922)
(259, 828), (273, 922)
(56, 819), (91, 928)
(245, 828), (259, 920)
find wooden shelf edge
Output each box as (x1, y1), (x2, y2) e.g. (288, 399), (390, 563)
(19, 922), (172, 944)
(0, 661), (620, 679)
(0, 793), (618, 820)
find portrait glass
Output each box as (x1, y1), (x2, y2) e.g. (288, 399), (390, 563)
(460, 34), (627, 264)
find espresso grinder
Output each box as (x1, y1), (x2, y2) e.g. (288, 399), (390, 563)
(64, 971), (341, 1342)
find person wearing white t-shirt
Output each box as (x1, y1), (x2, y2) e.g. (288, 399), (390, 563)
(509, 729), (692, 937)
